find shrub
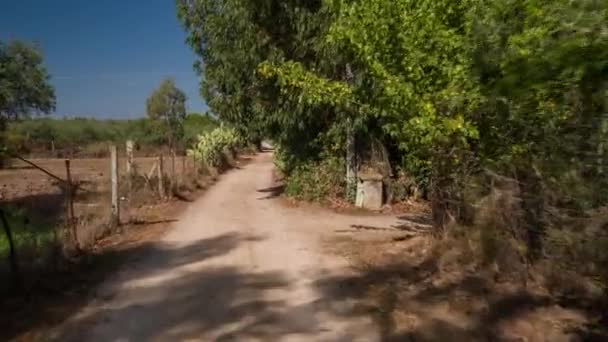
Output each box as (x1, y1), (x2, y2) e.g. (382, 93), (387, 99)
(285, 157), (345, 202)
(187, 127), (241, 169)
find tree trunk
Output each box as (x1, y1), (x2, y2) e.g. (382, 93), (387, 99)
(516, 166), (545, 260)
(346, 121), (357, 202)
(344, 63), (357, 202)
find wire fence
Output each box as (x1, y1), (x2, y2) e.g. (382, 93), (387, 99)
(0, 141), (203, 289)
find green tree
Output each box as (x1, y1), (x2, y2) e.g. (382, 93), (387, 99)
(183, 112), (218, 147)
(0, 40), (55, 152)
(0, 41), (55, 123)
(0, 40), (55, 286)
(145, 78), (187, 149)
(177, 0), (608, 264)
(177, 0), (269, 145)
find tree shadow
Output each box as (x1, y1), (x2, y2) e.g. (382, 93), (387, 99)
(393, 213), (434, 234)
(2, 192), (66, 225)
(310, 251), (605, 341)
(257, 185), (285, 200)
(129, 218), (179, 226)
(49, 231), (375, 341)
(3, 225), (604, 341)
(0, 232), (265, 341)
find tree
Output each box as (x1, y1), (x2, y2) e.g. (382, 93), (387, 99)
(177, 0), (270, 145)
(183, 112), (219, 147)
(0, 40), (54, 287)
(178, 0), (342, 169)
(145, 78), (187, 149)
(0, 40), (55, 137)
(177, 0), (608, 268)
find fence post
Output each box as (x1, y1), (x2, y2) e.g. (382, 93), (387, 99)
(181, 154), (186, 187)
(126, 140), (134, 193)
(192, 154), (198, 178)
(110, 145), (120, 228)
(65, 159), (77, 248)
(170, 149), (176, 194)
(158, 154), (165, 199)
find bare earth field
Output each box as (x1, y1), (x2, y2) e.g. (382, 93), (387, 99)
(0, 156), (189, 202)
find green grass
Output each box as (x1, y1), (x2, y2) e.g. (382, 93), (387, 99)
(0, 207), (56, 259)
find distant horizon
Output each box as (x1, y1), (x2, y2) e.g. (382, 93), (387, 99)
(21, 111), (216, 121)
(0, 0), (208, 118)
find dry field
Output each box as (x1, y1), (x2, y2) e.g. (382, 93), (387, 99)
(0, 156), (191, 203)
(0, 155), (198, 260)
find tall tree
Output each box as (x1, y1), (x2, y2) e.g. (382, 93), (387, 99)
(177, 0), (265, 144)
(146, 78), (187, 149)
(0, 40), (54, 286)
(0, 40), (55, 130)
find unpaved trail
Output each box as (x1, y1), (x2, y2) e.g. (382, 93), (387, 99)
(56, 152), (402, 341)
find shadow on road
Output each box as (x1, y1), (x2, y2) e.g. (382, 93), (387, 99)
(0, 232), (263, 341)
(51, 231), (375, 341)
(5, 220), (604, 341)
(257, 185), (285, 200)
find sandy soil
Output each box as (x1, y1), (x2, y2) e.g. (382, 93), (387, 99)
(53, 152), (403, 341)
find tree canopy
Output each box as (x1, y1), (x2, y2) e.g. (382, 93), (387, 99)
(178, 0), (608, 263)
(146, 78), (187, 148)
(0, 40), (55, 127)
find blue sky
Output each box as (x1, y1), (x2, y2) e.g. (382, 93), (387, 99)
(0, 0), (207, 119)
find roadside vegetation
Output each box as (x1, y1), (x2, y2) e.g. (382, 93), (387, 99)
(5, 113), (217, 158)
(178, 0), (608, 334)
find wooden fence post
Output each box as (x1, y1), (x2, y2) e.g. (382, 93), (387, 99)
(170, 149), (176, 194)
(110, 145), (120, 227)
(192, 154), (198, 178)
(181, 155), (186, 186)
(65, 159), (77, 247)
(158, 154), (165, 199)
(126, 140), (134, 193)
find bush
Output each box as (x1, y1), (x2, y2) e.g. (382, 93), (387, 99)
(285, 157), (345, 202)
(188, 127), (241, 169)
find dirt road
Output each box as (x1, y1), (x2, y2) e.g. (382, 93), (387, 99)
(56, 152), (401, 341)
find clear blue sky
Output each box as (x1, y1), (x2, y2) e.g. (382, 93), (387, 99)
(0, 0), (207, 119)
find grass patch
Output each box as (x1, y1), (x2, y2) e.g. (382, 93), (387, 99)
(0, 206), (57, 261)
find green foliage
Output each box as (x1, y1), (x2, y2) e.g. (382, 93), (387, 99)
(146, 78), (187, 148)
(188, 127), (241, 169)
(5, 114), (218, 156)
(179, 0), (608, 285)
(0, 40), (55, 164)
(0, 40), (55, 123)
(183, 113), (219, 147)
(285, 157), (345, 202)
(177, 0), (267, 145)
(0, 206), (54, 259)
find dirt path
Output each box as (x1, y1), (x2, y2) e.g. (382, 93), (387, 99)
(55, 152), (402, 341)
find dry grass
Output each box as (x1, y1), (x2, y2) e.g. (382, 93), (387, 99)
(323, 190), (607, 341)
